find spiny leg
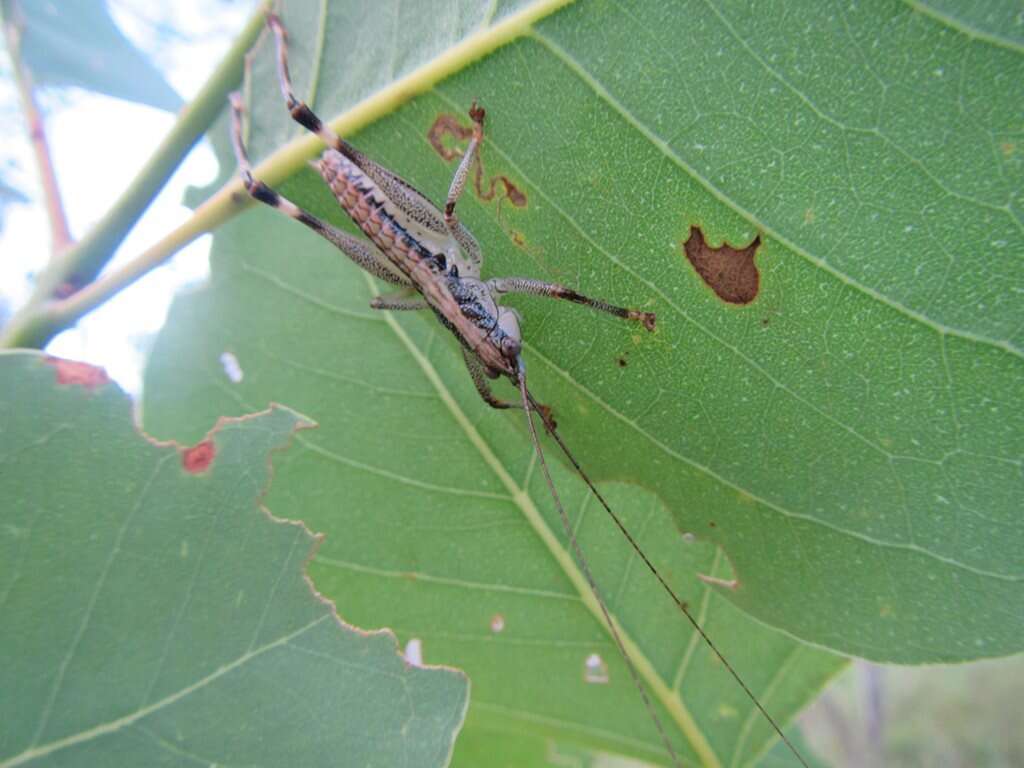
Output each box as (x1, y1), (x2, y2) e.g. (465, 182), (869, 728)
(264, 14), (356, 156)
(229, 93), (409, 287)
(461, 347), (519, 410)
(461, 347), (557, 422)
(487, 276), (656, 331)
(370, 288), (429, 311)
(444, 103), (485, 242)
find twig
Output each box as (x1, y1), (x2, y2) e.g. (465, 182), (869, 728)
(0, 0), (272, 348)
(2, 0), (73, 256)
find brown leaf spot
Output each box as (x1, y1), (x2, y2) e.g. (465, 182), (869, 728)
(45, 357), (110, 389)
(535, 403), (557, 431)
(427, 113), (528, 211)
(683, 226), (762, 304)
(427, 115), (471, 161)
(617, 356), (628, 368)
(511, 230), (526, 248)
(181, 439), (216, 474)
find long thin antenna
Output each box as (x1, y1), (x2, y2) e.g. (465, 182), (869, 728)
(525, 391), (810, 768)
(516, 364), (683, 767)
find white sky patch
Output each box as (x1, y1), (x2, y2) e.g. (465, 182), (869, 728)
(0, 0), (253, 396)
(403, 638), (424, 668)
(219, 351), (244, 383)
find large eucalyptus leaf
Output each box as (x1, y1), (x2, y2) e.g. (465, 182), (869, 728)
(0, 351), (468, 767)
(144, 0), (1020, 764)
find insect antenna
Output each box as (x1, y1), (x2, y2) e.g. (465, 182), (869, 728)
(523, 390), (811, 768)
(515, 364), (683, 767)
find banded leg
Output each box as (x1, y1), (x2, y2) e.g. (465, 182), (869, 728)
(487, 277), (656, 331)
(461, 347), (519, 410)
(265, 14), (358, 158)
(370, 289), (429, 311)
(229, 93), (409, 287)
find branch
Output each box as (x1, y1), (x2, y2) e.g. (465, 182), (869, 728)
(2, 0), (73, 255)
(0, 0), (271, 349)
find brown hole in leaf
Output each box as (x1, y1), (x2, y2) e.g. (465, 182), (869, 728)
(45, 356), (110, 389)
(427, 113), (527, 212)
(683, 226), (762, 304)
(617, 356), (628, 368)
(182, 439), (216, 474)
(708, 520), (717, 528)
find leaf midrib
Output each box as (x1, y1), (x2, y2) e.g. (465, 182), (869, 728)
(367, 272), (722, 766)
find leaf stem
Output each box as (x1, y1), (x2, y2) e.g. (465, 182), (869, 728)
(2, 0), (73, 256)
(0, 0), (271, 349)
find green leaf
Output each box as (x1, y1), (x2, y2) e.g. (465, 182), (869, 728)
(15, 0), (181, 111)
(0, 351), (468, 767)
(143, 0), (1020, 763)
(910, 0), (1024, 50)
(145, 261), (843, 766)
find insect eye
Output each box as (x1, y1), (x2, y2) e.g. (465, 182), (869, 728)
(501, 337), (521, 357)
(449, 264), (459, 278)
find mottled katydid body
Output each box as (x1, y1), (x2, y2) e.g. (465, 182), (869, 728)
(228, 12), (809, 768)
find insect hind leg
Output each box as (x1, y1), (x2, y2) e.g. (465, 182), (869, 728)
(229, 93), (410, 287)
(487, 277), (656, 331)
(266, 13), (358, 159)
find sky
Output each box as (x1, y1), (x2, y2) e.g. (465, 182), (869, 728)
(0, 0), (253, 393)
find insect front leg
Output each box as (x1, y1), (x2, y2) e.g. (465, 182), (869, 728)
(487, 276), (656, 331)
(441, 104), (486, 273)
(461, 347), (520, 410)
(229, 94), (410, 288)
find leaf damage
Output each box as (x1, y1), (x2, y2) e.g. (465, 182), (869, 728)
(45, 356), (110, 389)
(428, 112), (527, 211)
(682, 226), (762, 305)
(181, 439), (216, 474)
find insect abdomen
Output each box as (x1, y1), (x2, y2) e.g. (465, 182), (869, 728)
(319, 151), (445, 276)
